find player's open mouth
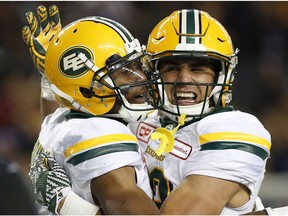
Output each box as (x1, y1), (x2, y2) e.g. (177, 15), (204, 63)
(176, 92), (197, 105)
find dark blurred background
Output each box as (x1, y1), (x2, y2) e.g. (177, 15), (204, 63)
(0, 1), (287, 207)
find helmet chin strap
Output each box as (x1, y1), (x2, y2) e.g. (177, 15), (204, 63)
(104, 95), (153, 123)
(158, 67), (233, 122)
(103, 105), (149, 123)
(160, 87), (212, 122)
(162, 100), (212, 122)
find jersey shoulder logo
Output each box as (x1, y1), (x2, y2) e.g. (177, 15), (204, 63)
(58, 46), (94, 77)
(136, 122), (156, 143)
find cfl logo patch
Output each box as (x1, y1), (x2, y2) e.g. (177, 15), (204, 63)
(137, 122), (156, 143)
(59, 46), (94, 78)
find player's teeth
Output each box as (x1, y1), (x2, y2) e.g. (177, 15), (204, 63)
(177, 92), (196, 98)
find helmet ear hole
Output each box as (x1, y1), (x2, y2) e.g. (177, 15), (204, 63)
(106, 54), (122, 66)
(80, 87), (93, 98)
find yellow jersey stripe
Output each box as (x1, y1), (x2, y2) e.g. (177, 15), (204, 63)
(199, 132), (271, 151)
(66, 143), (139, 166)
(65, 134), (138, 158)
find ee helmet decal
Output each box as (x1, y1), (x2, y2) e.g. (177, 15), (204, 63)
(58, 46), (94, 78)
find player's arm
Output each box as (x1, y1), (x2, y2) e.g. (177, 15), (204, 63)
(22, 5), (60, 118)
(29, 151), (101, 215)
(160, 174), (249, 215)
(91, 166), (160, 215)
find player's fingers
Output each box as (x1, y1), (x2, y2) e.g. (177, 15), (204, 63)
(26, 11), (41, 37)
(37, 5), (50, 33)
(22, 26), (32, 45)
(41, 151), (60, 170)
(49, 5), (61, 30)
(40, 151), (53, 169)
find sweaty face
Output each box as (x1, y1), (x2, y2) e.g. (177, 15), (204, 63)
(158, 58), (216, 106)
(111, 60), (149, 104)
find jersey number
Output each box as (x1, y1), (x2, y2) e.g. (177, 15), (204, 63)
(149, 167), (173, 208)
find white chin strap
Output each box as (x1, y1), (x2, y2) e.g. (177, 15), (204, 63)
(159, 67), (234, 122)
(104, 106), (150, 123)
(158, 81), (214, 122)
(104, 94), (153, 123)
(162, 97), (212, 122)
(120, 105), (150, 123)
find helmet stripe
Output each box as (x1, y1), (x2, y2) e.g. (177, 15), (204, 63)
(81, 16), (134, 43)
(180, 9), (202, 45)
(197, 10), (202, 44)
(186, 10), (196, 43)
(179, 10), (182, 44)
(98, 17), (134, 42)
(180, 9), (187, 43)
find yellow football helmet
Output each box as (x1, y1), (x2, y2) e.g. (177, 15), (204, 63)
(147, 9), (238, 122)
(45, 16), (159, 122)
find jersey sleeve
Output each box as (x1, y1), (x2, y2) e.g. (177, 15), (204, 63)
(198, 111), (271, 158)
(57, 118), (144, 197)
(183, 111), (271, 192)
(39, 111), (149, 203)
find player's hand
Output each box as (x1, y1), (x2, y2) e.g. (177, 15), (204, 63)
(29, 151), (72, 214)
(22, 5), (61, 75)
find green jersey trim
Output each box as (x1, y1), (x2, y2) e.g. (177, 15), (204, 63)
(65, 110), (94, 120)
(200, 141), (269, 160)
(67, 142), (139, 165)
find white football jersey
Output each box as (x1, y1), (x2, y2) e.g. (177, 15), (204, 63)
(128, 109), (271, 215)
(32, 107), (152, 211)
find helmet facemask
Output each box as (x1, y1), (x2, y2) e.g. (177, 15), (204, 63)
(78, 51), (160, 122)
(154, 52), (237, 123)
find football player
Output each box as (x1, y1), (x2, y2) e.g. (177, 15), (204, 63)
(23, 5), (160, 215)
(128, 9), (271, 215)
(129, 8), (287, 215)
(24, 5), (288, 216)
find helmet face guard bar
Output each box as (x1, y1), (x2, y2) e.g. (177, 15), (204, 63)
(152, 50), (234, 63)
(78, 51), (161, 111)
(157, 80), (232, 121)
(114, 80), (161, 111)
(153, 51), (234, 79)
(151, 50), (237, 120)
